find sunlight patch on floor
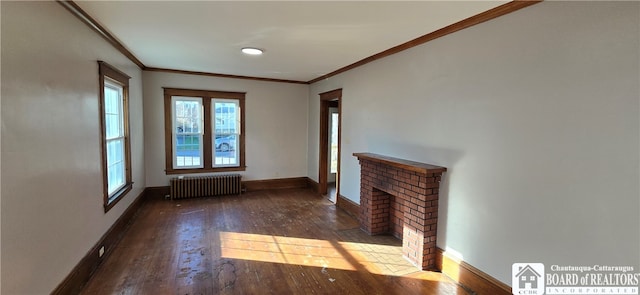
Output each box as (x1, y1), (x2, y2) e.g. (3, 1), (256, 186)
(219, 231), (422, 277)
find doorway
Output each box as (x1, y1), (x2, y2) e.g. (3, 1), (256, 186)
(319, 89), (342, 202)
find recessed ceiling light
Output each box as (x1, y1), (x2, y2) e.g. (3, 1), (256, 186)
(241, 47), (264, 55)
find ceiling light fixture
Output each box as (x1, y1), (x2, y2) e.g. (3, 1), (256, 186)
(241, 47), (264, 55)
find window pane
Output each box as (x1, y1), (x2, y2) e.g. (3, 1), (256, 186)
(105, 114), (119, 139)
(107, 139), (123, 165)
(104, 83), (123, 140)
(104, 85), (118, 114)
(214, 101), (238, 134)
(213, 134), (238, 166)
(107, 138), (125, 194)
(175, 100), (201, 133)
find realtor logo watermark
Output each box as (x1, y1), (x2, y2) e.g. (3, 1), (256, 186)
(513, 263), (545, 294)
(512, 263), (640, 295)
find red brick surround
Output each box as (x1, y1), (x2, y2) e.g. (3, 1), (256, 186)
(354, 153), (446, 270)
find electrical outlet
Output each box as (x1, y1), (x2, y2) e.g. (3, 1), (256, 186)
(99, 246), (105, 257)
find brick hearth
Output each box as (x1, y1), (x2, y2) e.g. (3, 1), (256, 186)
(354, 153), (446, 270)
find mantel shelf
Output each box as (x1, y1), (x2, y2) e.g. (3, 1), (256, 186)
(353, 152), (446, 175)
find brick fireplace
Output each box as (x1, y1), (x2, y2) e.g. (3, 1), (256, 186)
(354, 153), (446, 270)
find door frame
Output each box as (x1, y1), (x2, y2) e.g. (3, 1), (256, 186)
(318, 89), (342, 196)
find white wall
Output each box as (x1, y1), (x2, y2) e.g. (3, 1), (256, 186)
(143, 71), (308, 187)
(1, 2), (145, 294)
(308, 1), (639, 284)
(2, 1), (638, 293)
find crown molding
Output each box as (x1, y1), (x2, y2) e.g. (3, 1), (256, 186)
(57, 0), (146, 69)
(145, 67), (308, 85)
(307, 0), (541, 84)
(59, 0), (540, 86)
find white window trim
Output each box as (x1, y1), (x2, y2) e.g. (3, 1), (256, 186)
(104, 78), (126, 195)
(171, 96), (204, 170)
(212, 98), (241, 168)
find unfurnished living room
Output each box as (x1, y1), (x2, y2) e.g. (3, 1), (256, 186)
(1, 1), (639, 294)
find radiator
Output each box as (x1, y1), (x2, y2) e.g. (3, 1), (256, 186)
(170, 174), (242, 200)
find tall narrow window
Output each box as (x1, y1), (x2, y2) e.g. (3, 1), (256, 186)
(164, 88), (245, 174)
(99, 61), (132, 212)
(104, 79), (126, 193)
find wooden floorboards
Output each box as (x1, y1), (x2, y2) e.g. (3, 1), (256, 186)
(81, 188), (468, 295)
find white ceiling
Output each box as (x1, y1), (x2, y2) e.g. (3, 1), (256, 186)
(76, 1), (508, 83)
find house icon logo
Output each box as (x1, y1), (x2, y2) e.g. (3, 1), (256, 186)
(512, 263), (545, 295)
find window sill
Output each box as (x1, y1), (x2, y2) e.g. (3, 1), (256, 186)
(104, 182), (133, 213)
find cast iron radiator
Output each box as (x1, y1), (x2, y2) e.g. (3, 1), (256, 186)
(170, 174), (242, 200)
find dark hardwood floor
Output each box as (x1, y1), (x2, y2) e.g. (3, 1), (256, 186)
(80, 188), (468, 295)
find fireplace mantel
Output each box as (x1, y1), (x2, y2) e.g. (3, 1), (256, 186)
(353, 153), (446, 174)
(354, 152), (447, 270)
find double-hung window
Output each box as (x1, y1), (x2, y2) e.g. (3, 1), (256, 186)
(172, 96), (204, 169)
(164, 88), (245, 174)
(212, 99), (241, 167)
(99, 61), (132, 212)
